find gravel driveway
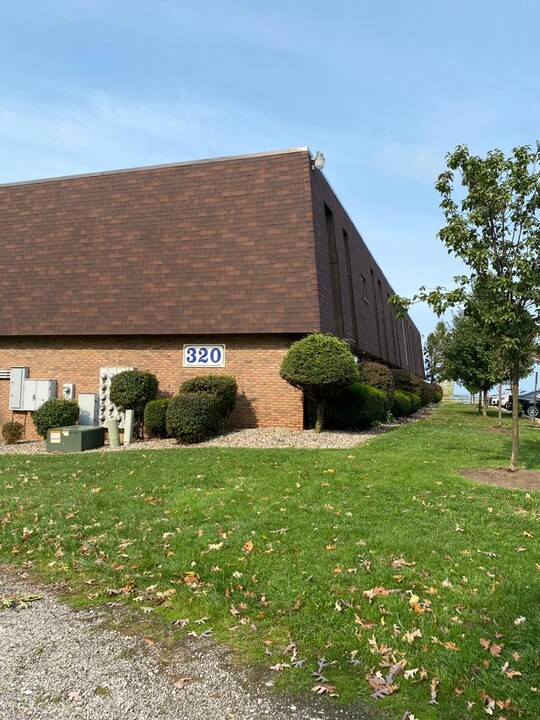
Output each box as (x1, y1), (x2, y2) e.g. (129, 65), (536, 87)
(0, 569), (374, 720)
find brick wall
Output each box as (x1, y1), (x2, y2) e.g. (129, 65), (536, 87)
(0, 334), (304, 439)
(309, 168), (425, 377)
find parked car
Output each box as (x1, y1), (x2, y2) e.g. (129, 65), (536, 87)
(489, 391), (512, 408)
(505, 390), (540, 418)
(517, 390), (540, 418)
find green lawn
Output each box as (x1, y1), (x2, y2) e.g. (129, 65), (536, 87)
(1, 404), (539, 719)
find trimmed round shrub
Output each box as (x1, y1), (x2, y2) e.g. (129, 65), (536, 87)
(2, 421), (24, 445)
(144, 398), (171, 438)
(429, 382), (444, 403)
(280, 334), (359, 432)
(33, 399), (79, 439)
(166, 392), (221, 444)
(392, 369), (429, 406)
(391, 390), (421, 418)
(417, 380), (431, 406)
(180, 375), (237, 421)
(358, 361), (395, 399)
(391, 390), (412, 418)
(324, 383), (389, 430)
(109, 370), (159, 437)
(408, 392), (422, 413)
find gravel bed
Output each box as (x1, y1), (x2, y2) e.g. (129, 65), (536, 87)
(0, 410), (431, 455)
(0, 569), (373, 720)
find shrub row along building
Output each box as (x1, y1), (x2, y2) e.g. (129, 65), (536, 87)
(0, 148), (423, 435)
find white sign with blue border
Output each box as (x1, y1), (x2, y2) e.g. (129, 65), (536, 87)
(183, 344), (226, 368)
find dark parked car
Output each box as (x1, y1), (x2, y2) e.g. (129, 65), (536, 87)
(506, 390), (540, 418)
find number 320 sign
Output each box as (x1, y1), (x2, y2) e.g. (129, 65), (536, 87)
(183, 344), (226, 367)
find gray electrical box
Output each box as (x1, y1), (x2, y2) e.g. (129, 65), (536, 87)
(22, 379), (57, 411)
(78, 393), (99, 426)
(63, 383), (76, 400)
(9, 367), (30, 410)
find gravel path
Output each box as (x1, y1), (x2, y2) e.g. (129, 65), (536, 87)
(0, 569), (373, 720)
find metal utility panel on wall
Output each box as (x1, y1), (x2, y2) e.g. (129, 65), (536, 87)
(99, 367), (134, 426)
(9, 367), (29, 410)
(78, 393), (99, 426)
(22, 379), (57, 412)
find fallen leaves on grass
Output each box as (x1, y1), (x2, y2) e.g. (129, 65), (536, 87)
(242, 539), (254, 554)
(1, 594), (42, 610)
(312, 683), (337, 695)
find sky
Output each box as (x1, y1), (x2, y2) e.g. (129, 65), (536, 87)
(1, 0), (539, 389)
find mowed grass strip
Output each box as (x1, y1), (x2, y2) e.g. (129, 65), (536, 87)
(1, 404), (539, 719)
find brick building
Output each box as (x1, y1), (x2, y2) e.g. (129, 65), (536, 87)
(0, 148), (423, 436)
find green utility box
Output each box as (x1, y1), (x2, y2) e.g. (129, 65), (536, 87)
(47, 425), (105, 453)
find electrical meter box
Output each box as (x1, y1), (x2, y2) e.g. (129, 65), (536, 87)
(23, 379), (57, 411)
(78, 393), (99, 426)
(47, 425), (105, 453)
(9, 367), (30, 410)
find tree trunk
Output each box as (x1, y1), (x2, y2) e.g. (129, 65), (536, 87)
(477, 393), (482, 415)
(482, 389), (487, 417)
(497, 381), (502, 425)
(510, 367), (520, 471)
(315, 398), (326, 433)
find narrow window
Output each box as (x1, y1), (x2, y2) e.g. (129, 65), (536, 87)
(325, 205), (344, 337)
(370, 269), (382, 355)
(388, 293), (399, 363)
(361, 275), (368, 302)
(343, 230), (358, 345)
(401, 318), (410, 368)
(378, 279), (389, 359)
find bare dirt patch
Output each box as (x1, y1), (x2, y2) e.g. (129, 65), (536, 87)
(460, 467), (540, 490)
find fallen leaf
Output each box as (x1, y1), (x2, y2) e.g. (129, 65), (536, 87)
(312, 683), (337, 695)
(173, 677), (193, 689)
(270, 663), (290, 672)
(429, 677), (439, 705)
(354, 614), (377, 630)
(501, 662), (522, 679)
(403, 628), (422, 644)
(391, 556), (416, 568)
(242, 539), (254, 553)
(443, 641), (459, 651)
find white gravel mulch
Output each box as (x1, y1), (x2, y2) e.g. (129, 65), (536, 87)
(0, 570), (373, 720)
(0, 410), (431, 455)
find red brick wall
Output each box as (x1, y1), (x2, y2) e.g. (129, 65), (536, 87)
(0, 335), (304, 440)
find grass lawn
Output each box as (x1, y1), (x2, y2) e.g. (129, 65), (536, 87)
(1, 404), (539, 719)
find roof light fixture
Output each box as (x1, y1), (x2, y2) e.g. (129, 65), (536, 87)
(312, 151), (325, 170)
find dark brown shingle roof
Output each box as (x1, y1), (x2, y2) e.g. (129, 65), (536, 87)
(0, 149), (321, 336)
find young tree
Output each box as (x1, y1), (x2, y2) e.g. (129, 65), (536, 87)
(391, 144), (540, 469)
(280, 334), (359, 432)
(441, 312), (495, 416)
(424, 320), (449, 382)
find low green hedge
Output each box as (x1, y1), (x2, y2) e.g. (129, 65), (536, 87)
(179, 374), (237, 422)
(166, 392), (221, 444)
(322, 383), (389, 430)
(429, 382), (444, 403)
(391, 390), (421, 418)
(144, 398), (171, 438)
(358, 361), (395, 399)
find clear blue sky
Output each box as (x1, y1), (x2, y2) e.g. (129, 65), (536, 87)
(2, 1), (539, 387)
